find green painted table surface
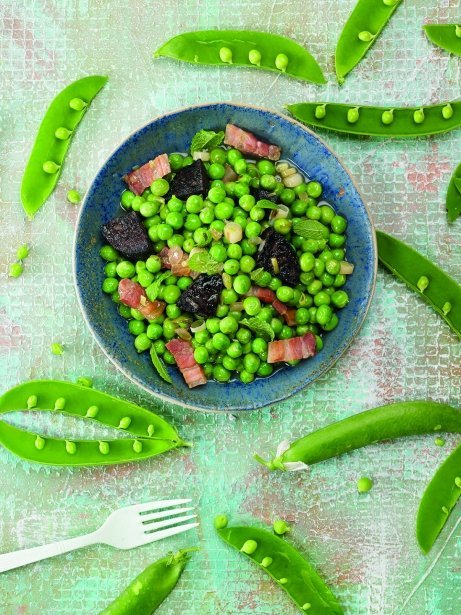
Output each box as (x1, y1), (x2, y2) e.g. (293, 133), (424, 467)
(1, 1), (460, 613)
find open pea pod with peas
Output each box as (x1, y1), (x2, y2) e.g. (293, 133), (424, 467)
(154, 30), (326, 85)
(215, 515), (343, 614)
(21, 75), (107, 219)
(0, 380), (187, 466)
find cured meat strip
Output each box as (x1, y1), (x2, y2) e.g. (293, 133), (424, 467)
(224, 124), (281, 161)
(118, 278), (165, 321)
(123, 153), (171, 195)
(267, 332), (316, 364)
(166, 339), (207, 388)
(272, 299), (297, 326)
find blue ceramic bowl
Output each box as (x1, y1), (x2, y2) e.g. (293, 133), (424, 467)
(74, 103), (376, 412)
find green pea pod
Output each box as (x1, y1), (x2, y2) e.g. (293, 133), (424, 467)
(255, 401), (461, 471)
(416, 444), (461, 554)
(446, 163), (461, 223)
(286, 101), (461, 137)
(154, 30), (326, 85)
(21, 75), (108, 219)
(424, 24), (461, 57)
(377, 231), (461, 338)
(0, 380), (187, 466)
(216, 519), (343, 614)
(335, 0), (403, 83)
(100, 548), (196, 614)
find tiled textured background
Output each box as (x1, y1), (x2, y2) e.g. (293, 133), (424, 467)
(1, 1), (461, 613)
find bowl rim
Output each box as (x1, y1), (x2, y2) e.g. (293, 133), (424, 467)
(73, 101), (377, 412)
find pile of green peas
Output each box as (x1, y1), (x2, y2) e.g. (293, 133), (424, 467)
(100, 143), (351, 385)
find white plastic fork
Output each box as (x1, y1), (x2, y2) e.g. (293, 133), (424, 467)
(0, 499), (198, 573)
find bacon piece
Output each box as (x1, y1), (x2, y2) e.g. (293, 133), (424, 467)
(267, 332), (316, 364)
(224, 124), (281, 161)
(118, 279), (165, 321)
(272, 299), (297, 326)
(248, 286), (277, 304)
(159, 246), (191, 276)
(166, 339), (207, 388)
(123, 154), (171, 195)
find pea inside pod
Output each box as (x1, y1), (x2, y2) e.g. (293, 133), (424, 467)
(446, 163), (461, 223)
(377, 231), (461, 338)
(335, 0), (403, 83)
(100, 548), (196, 614)
(286, 101), (461, 138)
(417, 443), (461, 554)
(153, 30), (326, 84)
(255, 401), (461, 471)
(216, 520), (343, 614)
(423, 24), (461, 57)
(0, 380), (187, 466)
(0, 380), (182, 442)
(20, 75), (107, 218)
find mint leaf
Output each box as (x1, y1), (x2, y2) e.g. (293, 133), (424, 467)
(256, 199), (279, 210)
(146, 271), (171, 301)
(150, 345), (172, 384)
(188, 251), (223, 274)
(190, 129), (225, 153)
(240, 317), (275, 341)
(292, 219), (326, 240)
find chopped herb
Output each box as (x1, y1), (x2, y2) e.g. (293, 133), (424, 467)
(188, 251), (223, 274)
(240, 317), (275, 341)
(147, 271), (171, 301)
(292, 219), (326, 240)
(256, 199), (279, 210)
(150, 345), (172, 383)
(191, 129), (225, 153)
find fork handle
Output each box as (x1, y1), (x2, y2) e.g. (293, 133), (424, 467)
(0, 531), (100, 573)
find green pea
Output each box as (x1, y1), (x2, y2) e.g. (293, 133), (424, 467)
(315, 104), (326, 119)
(248, 48), (262, 65)
(276, 286), (294, 303)
(227, 341), (243, 358)
(42, 160), (60, 174)
(214, 514), (229, 529)
(102, 277), (118, 294)
(220, 316), (239, 335)
(69, 97), (87, 111)
(314, 291), (331, 307)
(243, 296), (261, 316)
(169, 153), (184, 171)
(241, 539), (258, 554)
(236, 328), (252, 344)
(322, 313), (339, 331)
(239, 370), (255, 384)
(273, 218), (291, 235)
(259, 174), (277, 191)
(55, 126), (72, 140)
(414, 108), (425, 124)
(9, 262), (23, 278)
(382, 109), (394, 125)
(145, 255), (161, 273)
(279, 325), (293, 340)
(208, 162), (226, 180)
(316, 304), (333, 325)
(233, 274), (251, 295)
(116, 261), (136, 279)
(331, 215), (347, 234)
(212, 332), (230, 351)
(150, 178), (170, 196)
(213, 364), (231, 382)
(261, 556), (273, 568)
(193, 346), (209, 364)
(209, 148), (226, 165)
(67, 189), (81, 204)
(240, 255), (256, 273)
(51, 343), (64, 356)
(442, 103), (454, 120)
(358, 31), (375, 42)
(347, 107), (360, 123)
(417, 275), (429, 293)
(146, 323), (163, 340)
(357, 477), (373, 493)
(331, 290), (349, 308)
(219, 46), (233, 63)
(215, 201), (234, 220)
(257, 362), (273, 377)
(208, 186), (226, 203)
(129, 320), (145, 336)
(307, 181), (323, 198)
(329, 233), (346, 248)
(275, 53), (289, 71)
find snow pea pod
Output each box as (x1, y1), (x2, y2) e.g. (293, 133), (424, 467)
(254, 401), (461, 472)
(446, 163), (461, 223)
(424, 24), (461, 57)
(154, 30), (326, 85)
(377, 231), (461, 338)
(335, 0), (403, 83)
(0, 380), (187, 466)
(100, 548), (195, 614)
(286, 101), (461, 137)
(21, 75), (108, 219)
(216, 519), (343, 614)
(416, 444), (461, 554)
